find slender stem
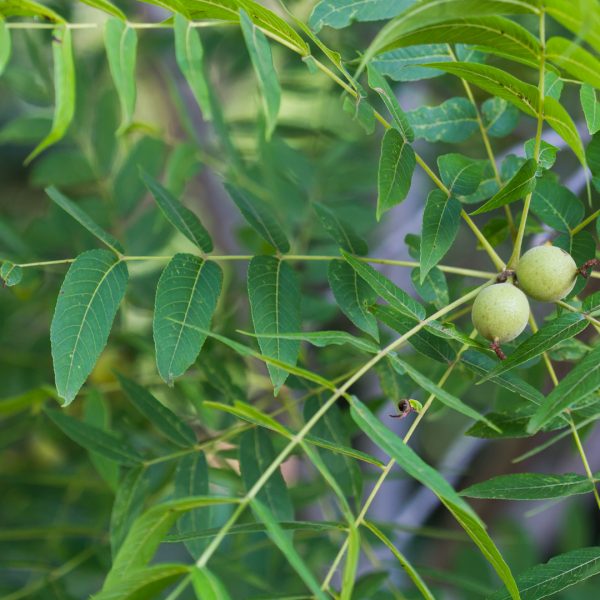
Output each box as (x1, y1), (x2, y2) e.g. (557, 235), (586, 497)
(556, 300), (600, 331)
(571, 209), (600, 236)
(461, 211), (505, 271)
(196, 283), (490, 569)
(17, 258), (76, 268)
(508, 9), (546, 268)
(320, 335), (474, 591)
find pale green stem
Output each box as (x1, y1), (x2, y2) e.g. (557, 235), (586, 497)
(508, 9), (546, 268)
(555, 300), (600, 331)
(571, 209), (600, 236)
(195, 283), (490, 569)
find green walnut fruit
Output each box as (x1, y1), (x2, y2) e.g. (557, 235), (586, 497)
(516, 245), (577, 302)
(472, 283), (529, 343)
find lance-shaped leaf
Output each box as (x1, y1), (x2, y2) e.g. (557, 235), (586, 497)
(342, 251), (425, 321)
(377, 128), (416, 219)
(0, 18), (10, 76)
(240, 428), (294, 521)
(45, 409), (142, 465)
(529, 344), (600, 433)
(367, 64), (414, 141)
(545, 0), (600, 53)
(175, 452), (210, 559)
(225, 183), (289, 253)
(372, 44), (453, 82)
(117, 374), (196, 447)
(471, 159), (537, 215)
(174, 14), (212, 120)
(239, 9), (280, 139)
(141, 172), (212, 252)
(350, 396), (519, 600)
(309, 0), (411, 32)
(313, 202), (368, 255)
(489, 547), (600, 600)
(51, 250), (128, 405)
(581, 84), (600, 135)
(407, 97), (478, 143)
(80, 0), (125, 19)
(420, 190), (461, 283)
(154, 254), (222, 384)
(546, 36), (600, 90)
(328, 259), (379, 341)
(479, 313), (589, 383)
(0, 0), (64, 20)
(46, 186), (124, 254)
(25, 26), (75, 164)
(248, 256), (301, 393)
(191, 567), (233, 600)
(104, 18), (137, 133)
(461, 472), (595, 500)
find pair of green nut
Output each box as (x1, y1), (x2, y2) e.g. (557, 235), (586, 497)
(472, 246), (578, 345)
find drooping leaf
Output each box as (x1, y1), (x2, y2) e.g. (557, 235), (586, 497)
(174, 14), (212, 121)
(175, 452), (210, 559)
(461, 472), (595, 500)
(45, 186), (124, 254)
(367, 64), (414, 141)
(79, 0), (125, 19)
(328, 259), (379, 341)
(248, 256), (301, 393)
(350, 396), (519, 600)
(154, 254), (222, 384)
(471, 159), (537, 215)
(372, 44), (453, 81)
(479, 314), (589, 384)
(530, 175), (584, 233)
(546, 36), (600, 90)
(545, 0), (600, 53)
(117, 374), (196, 447)
(377, 128), (416, 219)
(489, 547), (600, 600)
(529, 344), (600, 433)
(313, 202), (368, 255)
(420, 189), (462, 282)
(45, 409), (142, 465)
(343, 95), (376, 134)
(225, 183), (290, 253)
(51, 250), (128, 405)
(341, 525), (360, 600)
(240, 428), (294, 521)
(0, 0), (65, 21)
(25, 26), (75, 164)
(104, 18), (137, 134)
(141, 171), (213, 252)
(580, 84), (600, 135)
(342, 251), (425, 321)
(407, 97), (478, 143)
(239, 8), (280, 139)
(482, 97), (520, 138)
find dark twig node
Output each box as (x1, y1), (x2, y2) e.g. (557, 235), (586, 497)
(389, 399), (414, 419)
(496, 269), (516, 283)
(490, 339), (506, 361)
(576, 259), (600, 279)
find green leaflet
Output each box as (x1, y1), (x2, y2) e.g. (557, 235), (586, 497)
(529, 344), (600, 433)
(328, 259), (379, 341)
(50, 250), (128, 405)
(377, 128), (416, 219)
(581, 84), (600, 135)
(350, 396), (519, 600)
(240, 428), (294, 521)
(0, 18), (10, 76)
(438, 153), (487, 196)
(141, 172), (212, 252)
(248, 256), (301, 393)
(530, 174), (584, 233)
(225, 183), (290, 253)
(342, 251), (425, 321)
(117, 374), (196, 447)
(25, 26), (75, 164)
(104, 18), (137, 134)
(0, 0), (65, 21)
(154, 254), (222, 384)
(313, 202), (368, 255)
(420, 189), (462, 282)
(45, 409), (142, 466)
(46, 186), (124, 254)
(0, 261), (22, 286)
(372, 44), (453, 82)
(341, 525), (360, 600)
(461, 472), (595, 500)
(174, 14), (212, 121)
(478, 313), (589, 384)
(482, 97), (520, 138)
(546, 37), (600, 90)
(239, 9), (280, 140)
(308, 0), (411, 32)
(544, 0), (600, 54)
(489, 547), (600, 600)
(525, 139), (558, 171)
(79, 0), (125, 19)
(191, 567), (233, 600)
(407, 97), (478, 143)
(471, 159), (537, 215)
(411, 266), (449, 309)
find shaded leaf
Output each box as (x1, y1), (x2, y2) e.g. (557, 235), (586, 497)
(313, 202), (368, 255)
(546, 36), (600, 90)
(0, 261), (22, 286)
(309, 0), (411, 32)
(581, 84), (600, 135)
(438, 153), (486, 196)
(191, 567), (233, 600)
(0, 19), (10, 76)
(407, 97), (478, 143)
(372, 44), (453, 81)
(482, 97), (519, 138)
(80, 0), (125, 19)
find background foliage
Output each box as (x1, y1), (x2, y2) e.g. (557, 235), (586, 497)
(1, 0), (600, 599)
